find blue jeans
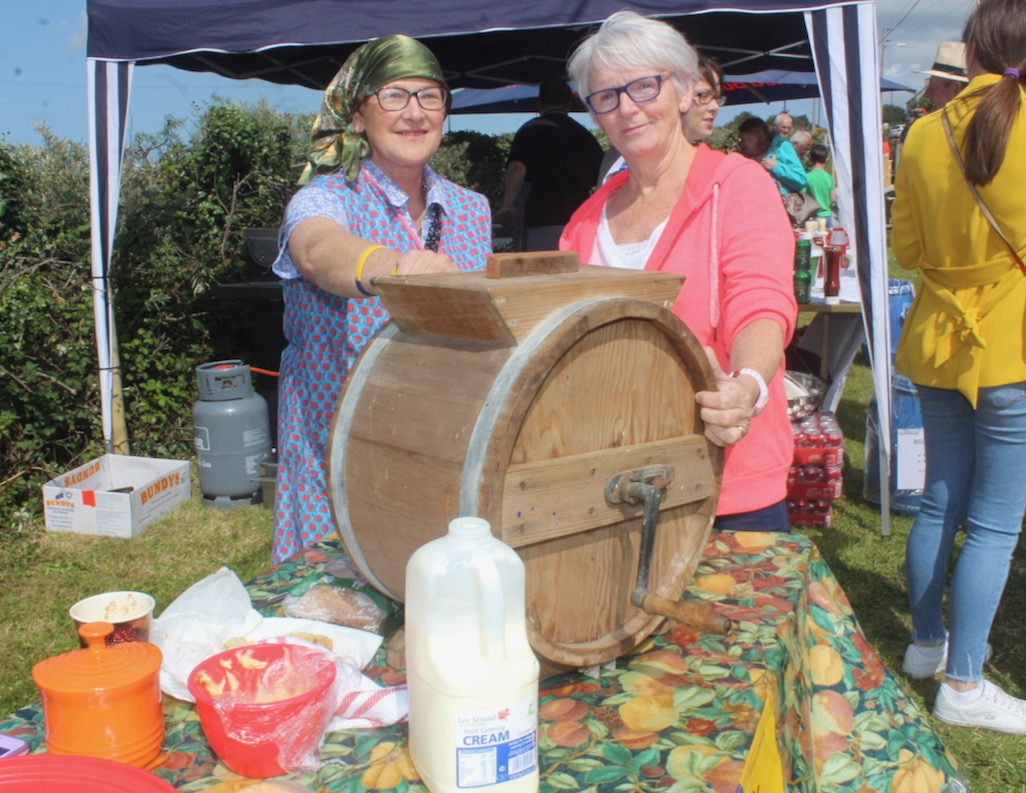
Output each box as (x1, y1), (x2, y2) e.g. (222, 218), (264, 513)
(906, 383), (1026, 682)
(715, 500), (790, 532)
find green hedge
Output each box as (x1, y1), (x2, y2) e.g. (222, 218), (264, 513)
(3, 100), (813, 532)
(0, 104), (514, 530)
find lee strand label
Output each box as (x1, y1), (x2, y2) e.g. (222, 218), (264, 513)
(454, 700), (537, 788)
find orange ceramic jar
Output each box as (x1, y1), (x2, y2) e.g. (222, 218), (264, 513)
(32, 622), (164, 767)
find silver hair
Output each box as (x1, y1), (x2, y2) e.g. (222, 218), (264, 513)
(568, 11), (700, 108)
(774, 112), (793, 126)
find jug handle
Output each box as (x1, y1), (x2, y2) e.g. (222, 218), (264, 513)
(475, 556), (507, 661)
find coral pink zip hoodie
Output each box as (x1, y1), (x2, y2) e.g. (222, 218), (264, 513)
(560, 144), (797, 516)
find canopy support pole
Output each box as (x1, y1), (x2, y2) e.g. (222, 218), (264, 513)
(87, 57), (133, 453)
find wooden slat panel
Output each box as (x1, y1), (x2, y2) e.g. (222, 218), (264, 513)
(375, 283), (515, 345)
(486, 251), (579, 278)
(344, 340), (506, 461)
(499, 436), (715, 548)
(375, 267), (684, 343)
(489, 269), (684, 343)
(340, 435), (467, 597)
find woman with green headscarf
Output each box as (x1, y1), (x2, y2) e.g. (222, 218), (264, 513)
(270, 34), (492, 563)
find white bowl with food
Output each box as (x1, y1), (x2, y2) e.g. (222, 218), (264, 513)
(69, 590), (156, 647)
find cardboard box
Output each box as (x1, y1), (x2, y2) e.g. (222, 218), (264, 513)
(42, 455), (191, 538)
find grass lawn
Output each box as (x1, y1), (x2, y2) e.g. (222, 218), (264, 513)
(803, 353), (1026, 792)
(2, 354), (1025, 790)
(0, 496), (274, 722)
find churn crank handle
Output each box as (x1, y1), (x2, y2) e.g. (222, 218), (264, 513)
(608, 467), (733, 636)
(639, 593), (734, 635)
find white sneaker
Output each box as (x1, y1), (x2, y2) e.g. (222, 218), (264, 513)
(933, 680), (1026, 734)
(902, 640), (993, 679)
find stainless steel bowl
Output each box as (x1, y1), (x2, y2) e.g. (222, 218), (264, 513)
(786, 371), (827, 421)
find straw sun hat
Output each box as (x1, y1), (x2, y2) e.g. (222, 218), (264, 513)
(914, 41), (969, 83)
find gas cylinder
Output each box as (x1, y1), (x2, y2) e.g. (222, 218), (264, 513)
(192, 360), (272, 508)
(406, 516), (539, 793)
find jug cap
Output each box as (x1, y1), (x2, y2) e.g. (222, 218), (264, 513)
(32, 622), (162, 694)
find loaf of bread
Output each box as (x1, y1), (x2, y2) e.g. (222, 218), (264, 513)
(285, 585), (386, 633)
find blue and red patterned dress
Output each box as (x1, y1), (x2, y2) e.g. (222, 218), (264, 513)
(271, 160), (492, 562)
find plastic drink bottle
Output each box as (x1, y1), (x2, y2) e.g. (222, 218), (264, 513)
(406, 517), (540, 793)
(793, 234), (813, 303)
(824, 245), (844, 304)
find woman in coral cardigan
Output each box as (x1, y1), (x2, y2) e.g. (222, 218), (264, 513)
(560, 11), (797, 530)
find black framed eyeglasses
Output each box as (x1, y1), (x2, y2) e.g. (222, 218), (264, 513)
(367, 85), (450, 111)
(694, 89), (727, 107)
(584, 75), (665, 115)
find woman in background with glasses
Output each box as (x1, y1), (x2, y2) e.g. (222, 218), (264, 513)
(685, 55), (726, 141)
(562, 11), (797, 531)
(270, 34), (492, 563)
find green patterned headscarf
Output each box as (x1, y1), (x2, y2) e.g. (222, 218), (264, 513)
(299, 34), (448, 184)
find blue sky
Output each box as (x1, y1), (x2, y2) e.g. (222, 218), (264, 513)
(1, 0), (976, 148)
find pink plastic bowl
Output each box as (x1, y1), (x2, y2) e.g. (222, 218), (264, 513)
(187, 642), (337, 778)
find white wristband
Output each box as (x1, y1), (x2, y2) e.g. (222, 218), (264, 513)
(733, 368), (769, 416)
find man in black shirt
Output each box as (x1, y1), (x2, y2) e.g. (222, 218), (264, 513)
(495, 79), (604, 251)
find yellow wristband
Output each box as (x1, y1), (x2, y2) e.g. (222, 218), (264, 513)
(354, 245), (387, 296)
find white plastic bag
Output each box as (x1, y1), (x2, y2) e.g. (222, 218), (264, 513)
(152, 567), (382, 701)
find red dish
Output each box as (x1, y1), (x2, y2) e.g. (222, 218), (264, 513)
(0, 755), (175, 792)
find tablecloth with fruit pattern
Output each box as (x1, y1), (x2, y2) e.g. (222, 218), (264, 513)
(2, 532), (963, 793)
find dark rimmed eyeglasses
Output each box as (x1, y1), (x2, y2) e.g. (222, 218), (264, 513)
(694, 89), (727, 107)
(584, 75), (664, 114)
(367, 85), (450, 111)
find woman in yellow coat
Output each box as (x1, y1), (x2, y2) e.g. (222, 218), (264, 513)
(891, 0), (1026, 734)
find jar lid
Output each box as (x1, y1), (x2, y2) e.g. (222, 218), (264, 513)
(31, 622), (162, 694)
(0, 755), (175, 792)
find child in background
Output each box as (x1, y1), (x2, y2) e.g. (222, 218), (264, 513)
(805, 144), (836, 228)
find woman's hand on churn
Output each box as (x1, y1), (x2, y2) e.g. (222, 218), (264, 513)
(694, 346), (759, 448)
(392, 249), (457, 275)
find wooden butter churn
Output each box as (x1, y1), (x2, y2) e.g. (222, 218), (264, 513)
(328, 252), (727, 676)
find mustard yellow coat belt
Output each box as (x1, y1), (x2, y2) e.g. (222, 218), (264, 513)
(896, 258), (1025, 408)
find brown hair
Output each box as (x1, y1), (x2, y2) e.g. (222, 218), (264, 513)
(959, 0), (1026, 185)
(697, 54), (724, 91)
(737, 117), (773, 159)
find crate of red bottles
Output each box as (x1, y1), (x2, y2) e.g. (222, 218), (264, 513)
(787, 464), (843, 500)
(787, 500), (833, 527)
(788, 412), (844, 528)
(791, 411), (844, 467)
